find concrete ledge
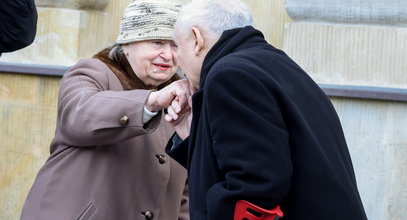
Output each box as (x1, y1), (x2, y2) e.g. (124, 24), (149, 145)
(1, 62), (406, 102)
(0, 62), (69, 77)
(286, 0), (407, 25)
(36, 0), (109, 10)
(319, 84), (407, 102)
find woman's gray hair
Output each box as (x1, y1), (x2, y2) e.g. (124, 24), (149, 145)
(108, 43), (125, 61)
(175, 0), (253, 37)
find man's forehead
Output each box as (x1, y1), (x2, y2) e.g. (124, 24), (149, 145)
(173, 29), (181, 43)
(173, 29), (186, 44)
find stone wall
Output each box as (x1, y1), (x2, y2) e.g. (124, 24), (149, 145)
(283, 0), (407, 219)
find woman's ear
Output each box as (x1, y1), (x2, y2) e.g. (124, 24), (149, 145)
(122, 44), (130, 57)
(192, 27), (205, 55)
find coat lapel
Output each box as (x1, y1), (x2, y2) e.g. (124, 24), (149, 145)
(187, 90), (203, 169)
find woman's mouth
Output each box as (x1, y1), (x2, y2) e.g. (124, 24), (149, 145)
(153, 63), (172, 71)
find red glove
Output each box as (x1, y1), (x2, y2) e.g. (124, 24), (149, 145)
(234, 200), (283, 220)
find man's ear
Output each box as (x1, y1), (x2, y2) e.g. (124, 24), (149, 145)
(191, 27), (205, 55)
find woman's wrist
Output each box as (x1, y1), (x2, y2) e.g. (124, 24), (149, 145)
(145, 91), (159, 112)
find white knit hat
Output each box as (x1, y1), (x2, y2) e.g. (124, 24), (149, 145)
(116, 0), (183, 44)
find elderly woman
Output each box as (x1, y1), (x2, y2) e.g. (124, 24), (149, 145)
(20, 0), (190, 219)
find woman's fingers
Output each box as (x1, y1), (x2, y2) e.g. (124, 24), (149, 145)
(165, 113), (174, 122)
(166, 105), (178, 120)
(174, 79), (191, 111)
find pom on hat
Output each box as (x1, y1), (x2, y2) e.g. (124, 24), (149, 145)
(116, 0), (183, 44)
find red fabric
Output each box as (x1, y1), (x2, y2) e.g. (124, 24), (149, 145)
(234, 200), (283, 220)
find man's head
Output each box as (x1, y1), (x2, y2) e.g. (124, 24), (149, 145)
(174, 0), (253, 90)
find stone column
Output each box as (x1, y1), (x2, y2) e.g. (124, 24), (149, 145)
(243, 0), (292, 49)
(283, 1), (407, 219)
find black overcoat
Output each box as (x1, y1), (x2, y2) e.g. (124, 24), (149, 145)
(167, 26), (367, 220)
(0, 0), (37, 53)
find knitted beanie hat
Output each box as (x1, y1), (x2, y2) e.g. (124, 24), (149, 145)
(116, 0), (183, 44)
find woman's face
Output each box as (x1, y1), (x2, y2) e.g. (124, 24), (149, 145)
(123, 40), (178, 87)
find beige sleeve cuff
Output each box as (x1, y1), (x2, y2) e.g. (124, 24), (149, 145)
(143, 106), (158, 124)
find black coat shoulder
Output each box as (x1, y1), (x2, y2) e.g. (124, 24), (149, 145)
(0, 0), (38, 53)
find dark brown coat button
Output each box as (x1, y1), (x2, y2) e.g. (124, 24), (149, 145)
(155, 154), (167, 164)
(142, 210), (154, 219)
(119, 116), (129, 126)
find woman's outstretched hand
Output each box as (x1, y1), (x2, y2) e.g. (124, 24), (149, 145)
(145, 79), (191, 112)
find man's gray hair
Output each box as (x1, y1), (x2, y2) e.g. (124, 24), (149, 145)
(176, 0), (253, 37)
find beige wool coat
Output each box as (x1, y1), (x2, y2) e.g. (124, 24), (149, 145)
(21, 49), (189, 220)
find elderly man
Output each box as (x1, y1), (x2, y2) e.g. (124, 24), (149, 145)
(165, 0), (368, 219)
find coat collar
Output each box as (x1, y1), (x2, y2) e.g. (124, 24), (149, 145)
(199, 26), (265, 88)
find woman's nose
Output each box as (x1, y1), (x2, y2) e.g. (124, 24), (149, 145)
(159, 43), (174, 60)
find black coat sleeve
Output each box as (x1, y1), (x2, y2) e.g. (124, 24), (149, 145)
(166, 133), (189, 168)
(204, 64), (293, 219)
(0, 0), (38, 53)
